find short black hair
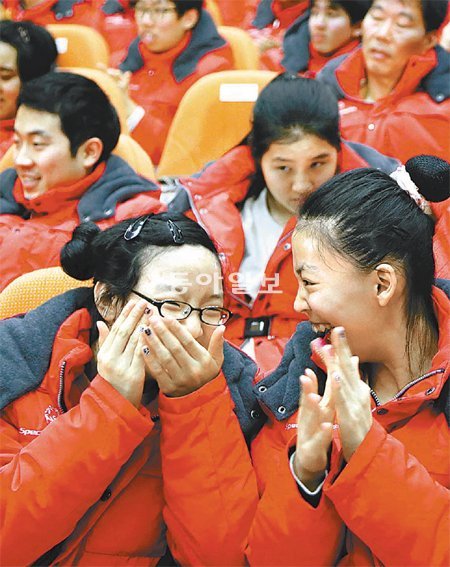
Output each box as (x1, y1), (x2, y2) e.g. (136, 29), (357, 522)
(419, 0), (448, 32)
(0, 20), (58, 81)
(18, 72), (120, 163)
(310, 0), (371, 24)
(173, 0), (204, 17)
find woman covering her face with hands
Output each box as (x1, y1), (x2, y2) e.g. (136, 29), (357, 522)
(0, 212), (260, 566)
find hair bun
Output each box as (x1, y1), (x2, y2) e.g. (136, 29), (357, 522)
(60, 222), (100, 280)
(405, 155), (449, 203)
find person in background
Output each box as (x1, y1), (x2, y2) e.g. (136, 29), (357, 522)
(0, 19), (57, 158)
(0, 212), (258, 566)
(2, 0), (134, 60)
(252, 0), (371, 74)
(318, 0), (450, 163)
(304, 0), (370, 75)
(249, 0), (309, 70)
(168, 73), (400, 373)
(0, 71), (162, 291)
(115, 0), (233, 165)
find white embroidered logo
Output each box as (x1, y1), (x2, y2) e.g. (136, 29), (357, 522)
(19, 428), (42, 436)
(44, 405), (61, 423)
(285, 423), (298, 430)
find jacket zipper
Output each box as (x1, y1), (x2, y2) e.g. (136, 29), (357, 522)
(370, 368), (444, 407)
(57, 360), (68, 414)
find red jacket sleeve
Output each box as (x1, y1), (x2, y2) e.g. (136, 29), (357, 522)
(159, 372), (259, 566)
(0, 376), (153, 565)
(324, 419), (450, 567)
(246, 439), (345, 566)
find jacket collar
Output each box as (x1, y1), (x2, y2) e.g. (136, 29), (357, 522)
(0, 155), (159, 222)
(0, 287), (93, 411)
(120, 9), (226, 83)
(252, 0), (308, 29)
(255, 281), (450, 422)
(318, 46), (450, 103)
(13, 162), (106, 216)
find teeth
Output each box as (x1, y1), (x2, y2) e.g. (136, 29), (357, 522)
(312, 324), (332, 334)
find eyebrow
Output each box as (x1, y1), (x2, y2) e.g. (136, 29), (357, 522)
(272, 152), (332, 162)
(295, 262), (319, 276)
(13, 129), (51, 137)
(153, 284), (223, 300)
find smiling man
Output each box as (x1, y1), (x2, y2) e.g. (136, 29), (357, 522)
(0, 72), (162, 291)
(318, 0), (450, 163)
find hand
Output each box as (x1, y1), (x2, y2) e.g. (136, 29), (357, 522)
(97, 64), (137, 117)
(294, 367), (334, 491)
(96, 299), (147, 408)
(327, 327), (373, 462)
(142, 315), (225, 397)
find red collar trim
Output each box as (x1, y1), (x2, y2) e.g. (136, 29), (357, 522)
(308, 39), (360, 74)
(272, 0), (308, 28)
(13, 161), (106, 215)
(139, 31), (191, 65)
(336, 47), (437, 100)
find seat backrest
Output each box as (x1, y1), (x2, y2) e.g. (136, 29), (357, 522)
(46, 23), (110, 69)
(157, 70), (276, 177)
(114, 133), (156, 180)
(0, 267), (92, 319)
(218, 26), (260, 70)
(61, 67), (129, 133)
(0, 133), (155, 178)
(205, 0), (223, 25)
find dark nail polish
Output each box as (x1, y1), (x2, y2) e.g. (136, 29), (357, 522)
(144, 328), (152, 336)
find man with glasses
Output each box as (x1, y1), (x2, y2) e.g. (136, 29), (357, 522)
(118, 0), (234, 164)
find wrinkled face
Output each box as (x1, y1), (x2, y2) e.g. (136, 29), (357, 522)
(362, 0), (432, 83)
(261, 134), (338, 221)
(292, 231), (377, 359)
(133, 245), (225, 352)
(135, 0), (196, 53)
(13, 106), (89, 199)
(309, 0), (355, 55)
(0, 42), (20, 121)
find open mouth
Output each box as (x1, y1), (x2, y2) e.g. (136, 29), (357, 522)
(310, 323), (333, 334)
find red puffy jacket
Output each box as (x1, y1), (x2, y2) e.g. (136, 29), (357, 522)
(318, 46), (450, 163)
(0, 156), (163, 291)
(169, 141), (400, 372)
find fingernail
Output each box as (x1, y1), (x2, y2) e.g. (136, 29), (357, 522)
(333, 372), (341, 382)
(145, 307), (152, 315)
(143, 346), (150, 356)
(338, 328), (346, 339)
(138, 325), (145, 333)
(144, 328), (152, 336)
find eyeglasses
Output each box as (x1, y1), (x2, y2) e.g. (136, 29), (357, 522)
(132, 290), (232, 326)
(135, 4), (177, 21)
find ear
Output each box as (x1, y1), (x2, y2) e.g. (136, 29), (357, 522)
(94, 281), (117, 324)
(351, 22), (362, 39)
(79, 137), (104, 169)
(422, 31), (437, 52)
(373, 263), (398, 307)
(181, 8), (200, 31)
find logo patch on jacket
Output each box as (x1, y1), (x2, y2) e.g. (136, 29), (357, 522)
(44, 405), (61, 423)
